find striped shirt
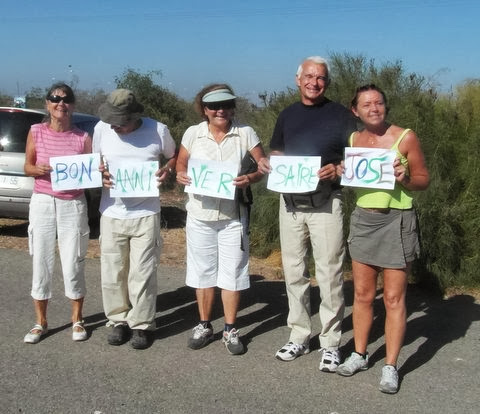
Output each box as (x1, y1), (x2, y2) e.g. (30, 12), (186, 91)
(31, 122), (89, 199)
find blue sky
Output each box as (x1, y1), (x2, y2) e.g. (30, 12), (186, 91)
(1, 0), (478, 103)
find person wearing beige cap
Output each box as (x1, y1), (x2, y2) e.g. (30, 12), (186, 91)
(176, 83), (267, 355)
(93, 89), (176, 349)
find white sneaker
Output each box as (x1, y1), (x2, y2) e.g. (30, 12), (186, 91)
(337, 352), (369, 376)
(319, 348), (341, 372)
(379, 365), (399, 394)
(275, 341), (310, 361)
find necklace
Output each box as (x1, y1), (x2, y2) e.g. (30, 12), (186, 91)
(366, 134), (379, 146)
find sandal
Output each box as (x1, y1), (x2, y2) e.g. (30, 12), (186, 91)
(24, 324), (48, 344)
(72, 320), (87, 342)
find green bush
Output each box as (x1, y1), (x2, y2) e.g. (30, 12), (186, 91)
(245, 54), (480, 293)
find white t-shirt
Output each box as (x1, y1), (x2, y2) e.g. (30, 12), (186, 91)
(181, 121), (261, 221)
(93, 118), (176, 219)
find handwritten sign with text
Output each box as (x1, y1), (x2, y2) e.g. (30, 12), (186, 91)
(267, 155), (321, 193)
(109, 160), (159, 198)
(184, 158), (237, 200)
(50, 153), (102, 191)
(341, 147), (396, 189)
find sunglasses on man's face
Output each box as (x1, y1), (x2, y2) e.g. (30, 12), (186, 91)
(204, 101), (235, 111)
(47, 95), (75, 104)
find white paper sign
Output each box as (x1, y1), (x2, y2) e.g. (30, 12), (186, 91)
(267, 155), (321, 193)
(50, 153), (102, 191)
(341, 147), (396, 189)
(185, 158), (237, 200)
(109, 160), (159, 198)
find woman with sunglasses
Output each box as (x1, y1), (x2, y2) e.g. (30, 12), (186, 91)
(176, 83), (267, 355)
(23, 83), (91, 344)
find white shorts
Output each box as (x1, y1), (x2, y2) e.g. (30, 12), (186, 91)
(185, 215), (250, 291)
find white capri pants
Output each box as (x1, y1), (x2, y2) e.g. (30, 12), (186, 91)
(28, 193), (89, 300)
(186, 215), (250, 291)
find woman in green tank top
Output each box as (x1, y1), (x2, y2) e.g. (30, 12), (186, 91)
(336, 84), (429, 394)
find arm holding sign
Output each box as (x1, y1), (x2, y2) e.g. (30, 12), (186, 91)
(175, 145), (191, 187)
(156, 153), (177, 187)
(24, 131), (52, 177)
(317, 162), (338, 182)
(99, 156), (114, 189)
(395, 130), (429, 191)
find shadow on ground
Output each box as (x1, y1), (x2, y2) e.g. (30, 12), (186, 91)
(339, 282), (480, 381)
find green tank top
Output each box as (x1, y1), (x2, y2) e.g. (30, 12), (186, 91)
(349, 129), (413, 209)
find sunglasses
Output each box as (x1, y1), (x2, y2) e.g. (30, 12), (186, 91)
(47, 95), (75, 104)
(205, 100), (235, 111)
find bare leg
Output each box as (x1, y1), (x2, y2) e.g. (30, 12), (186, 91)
(383, 267), (408, 366)
(351, 260), (378, 354)
(33, 299), (48, 330)
(71, 297), (85, 332)
(221, 289), (241, 325)
(196, 287), (215, 321)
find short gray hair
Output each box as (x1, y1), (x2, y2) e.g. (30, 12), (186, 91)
(296, 56), (330, 79)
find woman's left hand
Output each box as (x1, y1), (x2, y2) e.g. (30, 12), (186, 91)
(393, 157), (409, 185)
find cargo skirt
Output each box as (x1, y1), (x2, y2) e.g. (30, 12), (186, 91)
(347, 207), (420, 269)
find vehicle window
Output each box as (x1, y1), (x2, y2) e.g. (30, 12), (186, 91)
(0, 111), (44, 152)
(73, 119), (98, 136)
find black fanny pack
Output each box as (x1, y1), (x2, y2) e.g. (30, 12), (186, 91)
(282, 181), (333, 212)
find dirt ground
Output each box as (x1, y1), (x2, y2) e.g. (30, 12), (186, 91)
(0, 191), (285, 281)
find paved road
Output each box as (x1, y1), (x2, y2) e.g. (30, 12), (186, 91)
(1, 248), (479, 413)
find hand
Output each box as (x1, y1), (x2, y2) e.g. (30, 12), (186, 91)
(176, 171), (191, 186)
(155, 167), (170, 187)
(393, 157), (409, 185)
(233, 174), (250, 189)
(99, 165), (113, 188)
(257, 157), (272, 174)
(335, 161), (345, 178)
(36, 163), (52, 176)
(318, 163), (337, 181)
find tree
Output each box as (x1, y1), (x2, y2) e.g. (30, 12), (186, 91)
(114, 68), (195, 142)
(0, 93), (13, 106)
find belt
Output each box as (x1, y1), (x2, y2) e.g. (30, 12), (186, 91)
(362, 208), (391, 213)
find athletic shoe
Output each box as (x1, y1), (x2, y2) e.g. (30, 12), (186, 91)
(275, 342), (310, 361)
(107, 323), (130, 346)
(379, 365), (399, 394)
(187, 323), (214, 350)
(337, 352), (369, 376)
(222, 328), (244, 355)
(319, 348), (341, 372)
